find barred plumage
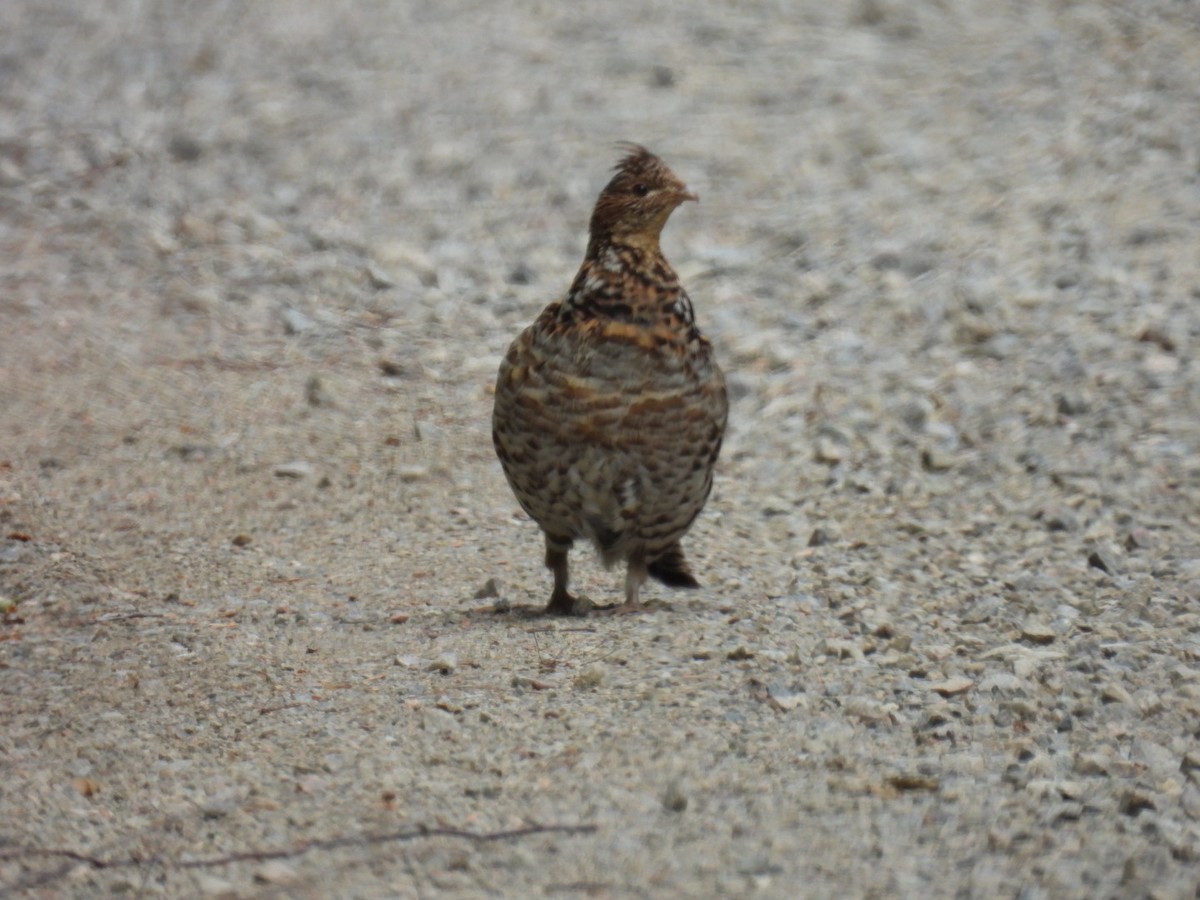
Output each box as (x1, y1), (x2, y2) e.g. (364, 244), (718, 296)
(493, 145), (727, 615)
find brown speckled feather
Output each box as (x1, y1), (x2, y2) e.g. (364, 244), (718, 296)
(493, 145), (727, 615)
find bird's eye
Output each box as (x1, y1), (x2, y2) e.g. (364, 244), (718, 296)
(632, 183), (650, 197)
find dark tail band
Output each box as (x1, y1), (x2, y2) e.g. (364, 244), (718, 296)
(647, 542), (700, 589)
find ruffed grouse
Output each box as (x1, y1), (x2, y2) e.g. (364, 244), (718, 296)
(493, 144), (728, 615)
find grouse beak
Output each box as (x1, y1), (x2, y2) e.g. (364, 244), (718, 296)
(678, 187), (699, 203)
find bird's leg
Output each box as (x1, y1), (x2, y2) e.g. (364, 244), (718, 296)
(544, 537), (583, 615)
(624, 559), (648, 607)
(594, 557), (663, 615)
(590, 561), (657, 619)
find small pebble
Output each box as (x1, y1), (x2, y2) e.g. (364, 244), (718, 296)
(473, 578), (500, 599)
(1182, 785), (1200, 821)
(365, 263), (396, 289)
(196, 874), (237, 896)
(1087, 548), (1118, 575)
(274, 461), (315, 479)
(1118, 790), (1157, 817)
(814, 434), (846, 464)
(1041, 509), (1078, 532)
(887, 773), (940, 792)
(305, 374), (335, 407)
(1020, 620), (1056, 644)
(1102, 683), (1133, 705)
(199, 789), (240, 819)
(930, 677), (973, 697)
(1074, 753), (1110, 776)
(808, 525), (839, 547)
(254, 861), (299, 885)
(768, 683), (808, 711)
(167, 133), (204, 161)
(1055, 392), (1089, 416)
(920, 446), (955, 472)
(662, 779), (688, 813)
(1124, 529), (1154, 550)
(280, 307), (315, 334)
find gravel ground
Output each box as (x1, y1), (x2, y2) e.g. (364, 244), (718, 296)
(3, 1), (1200, 897)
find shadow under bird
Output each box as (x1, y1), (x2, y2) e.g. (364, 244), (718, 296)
(493, 144), (728, 615)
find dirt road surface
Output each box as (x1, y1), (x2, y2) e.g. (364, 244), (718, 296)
(3, 2), (1199, 896)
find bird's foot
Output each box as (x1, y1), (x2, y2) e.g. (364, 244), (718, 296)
(544, 591), (595, 617)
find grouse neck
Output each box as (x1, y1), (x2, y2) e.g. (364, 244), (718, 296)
(584, 232), (668, 266)
(561, 238), (689, 326)
(582, 240), (678, 284)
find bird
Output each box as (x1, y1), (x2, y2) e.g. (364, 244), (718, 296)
(492, 144), (728, 615)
